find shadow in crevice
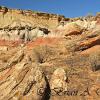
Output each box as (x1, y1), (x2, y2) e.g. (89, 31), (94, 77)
(42, 76), (51, 100)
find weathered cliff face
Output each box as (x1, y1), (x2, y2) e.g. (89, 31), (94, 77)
(0, 21), (50, 41)
(0, 6), (65, 29)
(0, 6), (65, 41)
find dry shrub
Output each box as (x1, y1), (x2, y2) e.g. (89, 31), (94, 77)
(32, 45), (55, 63)
(89, 51), (100, 71)
(95, 12), (100, 21)
(65, 39), (79, 53)
(85, 14), (94, 21)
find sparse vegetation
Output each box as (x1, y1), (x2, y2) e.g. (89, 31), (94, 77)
(84, 13), (94, 21)
(65, 40), (78, 53)
(95, 12), (100, 20)
(32, 45), (54, 63)
(31, 10), (39, 13)
(89, 51), (100, 71)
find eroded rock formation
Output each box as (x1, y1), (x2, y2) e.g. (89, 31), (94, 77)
(0, 6), (99, 100)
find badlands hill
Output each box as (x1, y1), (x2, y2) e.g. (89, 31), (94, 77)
(0, 6), (99, 100)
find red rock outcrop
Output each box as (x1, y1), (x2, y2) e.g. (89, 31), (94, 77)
(81, 45), (100, 55)
(76, 35), (100, 51)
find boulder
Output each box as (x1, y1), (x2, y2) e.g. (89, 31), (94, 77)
(64, 23), (82, 36)
(53, 23), (82, 37)
(50, 68), (67, 96)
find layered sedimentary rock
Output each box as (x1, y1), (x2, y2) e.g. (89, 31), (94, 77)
(0, 6), (65, 29)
